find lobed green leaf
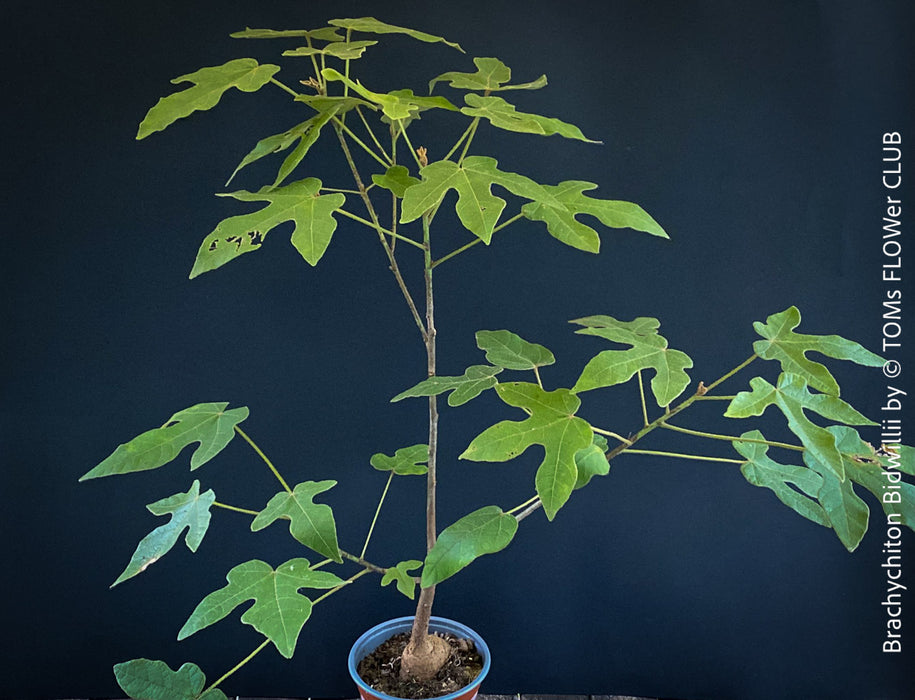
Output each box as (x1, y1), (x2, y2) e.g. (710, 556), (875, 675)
(372, 165), (420, 198)
(391, 365), (502, 406)
(114, 659), (227, 700)
(381, 560), (423, 600)
(251, 481), (342, 562)
(137, 59), (280, 139)
(81, 403), (248, 480)
(231, 27), (345, 41)
(370, 445), (429, 476)
(461, 93), (598, 142)
(400, 156), (542, 241)
(283, 40), (378, 60)
(113, 480), (216, 586)
(190, 178), (346, 277)
(803, 448), (870, 551)
(733, 427), (915, 551)
(321, 69), (457, 121)
(178, 558), (345, 658)
(429, 57), (547, 93)
(328, 17), (463, 51)
(227, 106), (339, 187)
(574, 433), (611, 490)
(522, 181), (668, 252)
(830, 426), (915, 531)
(460, 382), (593, 519)
(725, 373), (876, 481)
(752, 306), (884, 396)
(476, 329), (555, 370)
(572, 315), (692, 407)
(734, 432), (829, 527)
(421, 506), (518, 587)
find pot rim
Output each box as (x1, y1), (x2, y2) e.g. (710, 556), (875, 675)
(347, 615), (491, 700)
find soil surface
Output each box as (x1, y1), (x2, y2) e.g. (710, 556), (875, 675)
(357, 632), (483, 699)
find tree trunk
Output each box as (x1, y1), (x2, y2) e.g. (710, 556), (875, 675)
(400, 211), (449, 680)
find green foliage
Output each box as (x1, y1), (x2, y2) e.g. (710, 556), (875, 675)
(114, 659), (227, 700)
(839, 429), (915, 527)
(190, 179), (346, 277)
(381, 560), (423, 599)
(736, 433), (830, 527)
(283, 40), (378, 60)
(227, 107), (339, 187)
(391, 364), (502, 406)
(85, 16), (915, 697)
(113, 480), (216, 586)
(137, 59), (279, 139)
(251, 482), (342, 562)
(461, 93), (598, 142)
(81, 403), (248, 480)
(421, 506), (518, 587)
(327, 16), (463, 51)
(372, 165), (420, 197)
(179, 558), (345, 658)
(725, 372), (876, 481)
(230, 27), (346, 41)
(371, 445), (429, 475)
(752, 306), (884, 395)
(520, 181), (668, 252)
(475, 330), (555, 370)
(574, 434), (611, 490)
(572, 315), (693, 407)
(429, 57), (547, 92)
(461, 382), (593, 520)
(400, 156), (537, 242)
(735, 424), (915, 552)
(322, 68), (458, 120)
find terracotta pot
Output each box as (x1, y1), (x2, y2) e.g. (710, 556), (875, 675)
(347, 616), (491, 700)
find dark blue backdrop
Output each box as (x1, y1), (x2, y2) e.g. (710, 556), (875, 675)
(3, 1), (914, 699)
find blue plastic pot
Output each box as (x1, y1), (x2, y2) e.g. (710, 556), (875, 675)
(347, 616), (491, 700)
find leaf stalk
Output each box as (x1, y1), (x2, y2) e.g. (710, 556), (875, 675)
(234, 426), (291, 493)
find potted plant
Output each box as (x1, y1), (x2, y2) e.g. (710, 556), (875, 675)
(81, 16), (913, 700)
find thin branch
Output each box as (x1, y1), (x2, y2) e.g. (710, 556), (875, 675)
(624, 448), (746, 465)
(704, 354), (758, 392)
(356, 106), (391, 162)
(507, 494), (541, 516)
(213, 502), (260, 516)
(661, 422), (805, 452)
(333, 117), (391, 168)
(305, 38), (323, 92)
(339, 549), (389, 575)
(361, 471), (395, 559)
(398, 123), (425, 169)
(457, 117), (481, 164)
(206, 639), (270, 694)
(637, 370), (649, 427)
(334, 126), (427, 339)
(432, 213), (525, 268)
(234, 426), (291, 493)
(433, 238), (482, 268)
(269, 77), (301, 99)
(591, 426), (633, 446)
(444, 117), (479, 161)
(335, 208), (425, 250)
(514, 498), (543, 522)
(312, 569), (370, 606)
(603, 354), (765, 465)
(321, 186), (364, 195)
